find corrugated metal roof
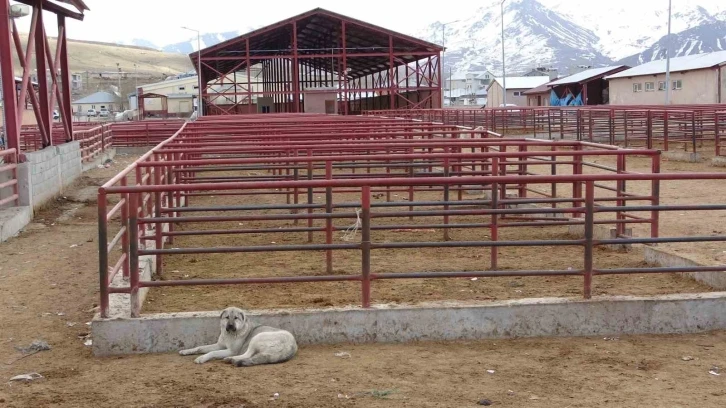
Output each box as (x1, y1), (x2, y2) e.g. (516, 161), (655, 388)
(72, 91), (119, 104)
(549, 65), (627, 86)
(605, 51), (726, 80)
(489, 76), (550, 90)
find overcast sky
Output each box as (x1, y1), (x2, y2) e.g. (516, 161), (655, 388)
(10, 0), (725, 47)
(10, 0), (463, 46)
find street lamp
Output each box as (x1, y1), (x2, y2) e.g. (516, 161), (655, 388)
(441, 19), (460, 108)
(181, 26), (203, 117)
(664, 0), (672, 105)
(501, 0), (507, 107)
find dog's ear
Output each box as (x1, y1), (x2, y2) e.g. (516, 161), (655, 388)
(220, 310), (226, 319)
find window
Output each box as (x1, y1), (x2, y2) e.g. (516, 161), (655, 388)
(672, 80), (682, 90)
(193, 86), (199, 90)
(513, 91), (523, 96)
(178, 86), (186, 91)
(658, 81), (667, 91)
(633, 83), (643, 93)
(645, 82), (655, 92)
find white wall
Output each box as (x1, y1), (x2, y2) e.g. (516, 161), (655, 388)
(609, 68), (720, 105)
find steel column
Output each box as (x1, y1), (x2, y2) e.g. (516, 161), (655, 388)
(0, 0), (20, 154)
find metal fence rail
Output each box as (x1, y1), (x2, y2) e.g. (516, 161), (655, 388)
(0, 148), (19, 208)
(366, 106), (726, 155)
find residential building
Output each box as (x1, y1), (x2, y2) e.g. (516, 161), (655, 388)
(136, 76), (200, 118)
(444, 70), (495, 96)
(604, 50), (726, 105)
(548, 65), (629, 106)
(485, 76), (551, 107)
(71, 91), (121, 115)
(523, 82), (554, 106)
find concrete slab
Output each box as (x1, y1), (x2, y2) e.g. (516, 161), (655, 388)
(663, 151), (702, 163)
(82, 148), (117, 173)
(115, 147), (152, 156)
(568, 224), (632, 250)
(711, 156), (726, 168)
(0, 206), (32, 243)
(644, 246), (726, 289)
(92, 292), (726, 356)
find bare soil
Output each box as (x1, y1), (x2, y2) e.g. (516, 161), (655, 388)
(0, 153), (725, 407)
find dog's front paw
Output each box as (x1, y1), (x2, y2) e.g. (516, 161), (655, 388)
(194, 356), (207, 364)
(223, 357), (236, 364)
(179, 349), (194, 356)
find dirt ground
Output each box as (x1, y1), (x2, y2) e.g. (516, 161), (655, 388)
(1, 152), (726, 407)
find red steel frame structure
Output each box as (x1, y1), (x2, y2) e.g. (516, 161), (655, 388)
(0, 0), (88, 159)
(190, 8), (443, 117)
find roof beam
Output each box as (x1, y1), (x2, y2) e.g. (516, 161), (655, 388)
(14, 0), (85, 20)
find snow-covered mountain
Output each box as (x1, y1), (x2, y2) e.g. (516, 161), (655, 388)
(162, 30), (250, 54)
(418, 0), (726, 75)
(618, 21), (726, 67)
(417, 0), (613, 76)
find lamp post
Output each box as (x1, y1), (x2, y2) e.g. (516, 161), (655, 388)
(501, 0), (507, 107)
(665, 0), (672, 105)
(441, 19), (460, 108)
(182, 26), (203, 117)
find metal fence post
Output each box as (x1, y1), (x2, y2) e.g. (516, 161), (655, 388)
(490, 157), (499, 270)
(583, 180), (595, 299)
(129, 192), (140, 318)
(98, 189), (109, 318)
(443, 156), (451, 241)
(325, 161), (333, 273)
(361, 186), (372, 308)
(651, 153), (661, 239)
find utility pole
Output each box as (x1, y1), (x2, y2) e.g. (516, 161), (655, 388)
(441, 19), (460, 108)
(665, 0), (672, 105)
(182, 26), (203, 117)
(501, 0), (507, 107)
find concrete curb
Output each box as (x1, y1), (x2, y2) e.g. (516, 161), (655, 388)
(92, 292), (726, 356)
(663, 151), (701, 163)
(0, 206), (32, 243)
(644, 246), (726, 289)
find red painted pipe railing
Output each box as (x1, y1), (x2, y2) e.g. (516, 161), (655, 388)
(366, 106), (726, 155)
(0, 148), (19, 208)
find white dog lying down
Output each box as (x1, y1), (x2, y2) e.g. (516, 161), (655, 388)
(179, 307), (298, 367)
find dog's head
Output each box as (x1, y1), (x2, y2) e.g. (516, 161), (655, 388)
(220, 307), (247, 334)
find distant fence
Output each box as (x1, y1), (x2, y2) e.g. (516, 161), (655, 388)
(365, 106), (726, 156)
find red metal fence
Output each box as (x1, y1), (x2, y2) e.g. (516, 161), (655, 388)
(366, 106), (726, 156)
(97, 115), (726, 318)
(17, 120), (186, 154)
(0, 148), (19, 208)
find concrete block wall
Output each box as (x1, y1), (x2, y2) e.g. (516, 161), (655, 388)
(17, 141), (83, 212)
(57, 142), (82, 188)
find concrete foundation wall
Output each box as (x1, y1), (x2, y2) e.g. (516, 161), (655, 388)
(18, 142), (82, 212)
(644, 246), (726, 289)
(92, 292), (726, 356)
